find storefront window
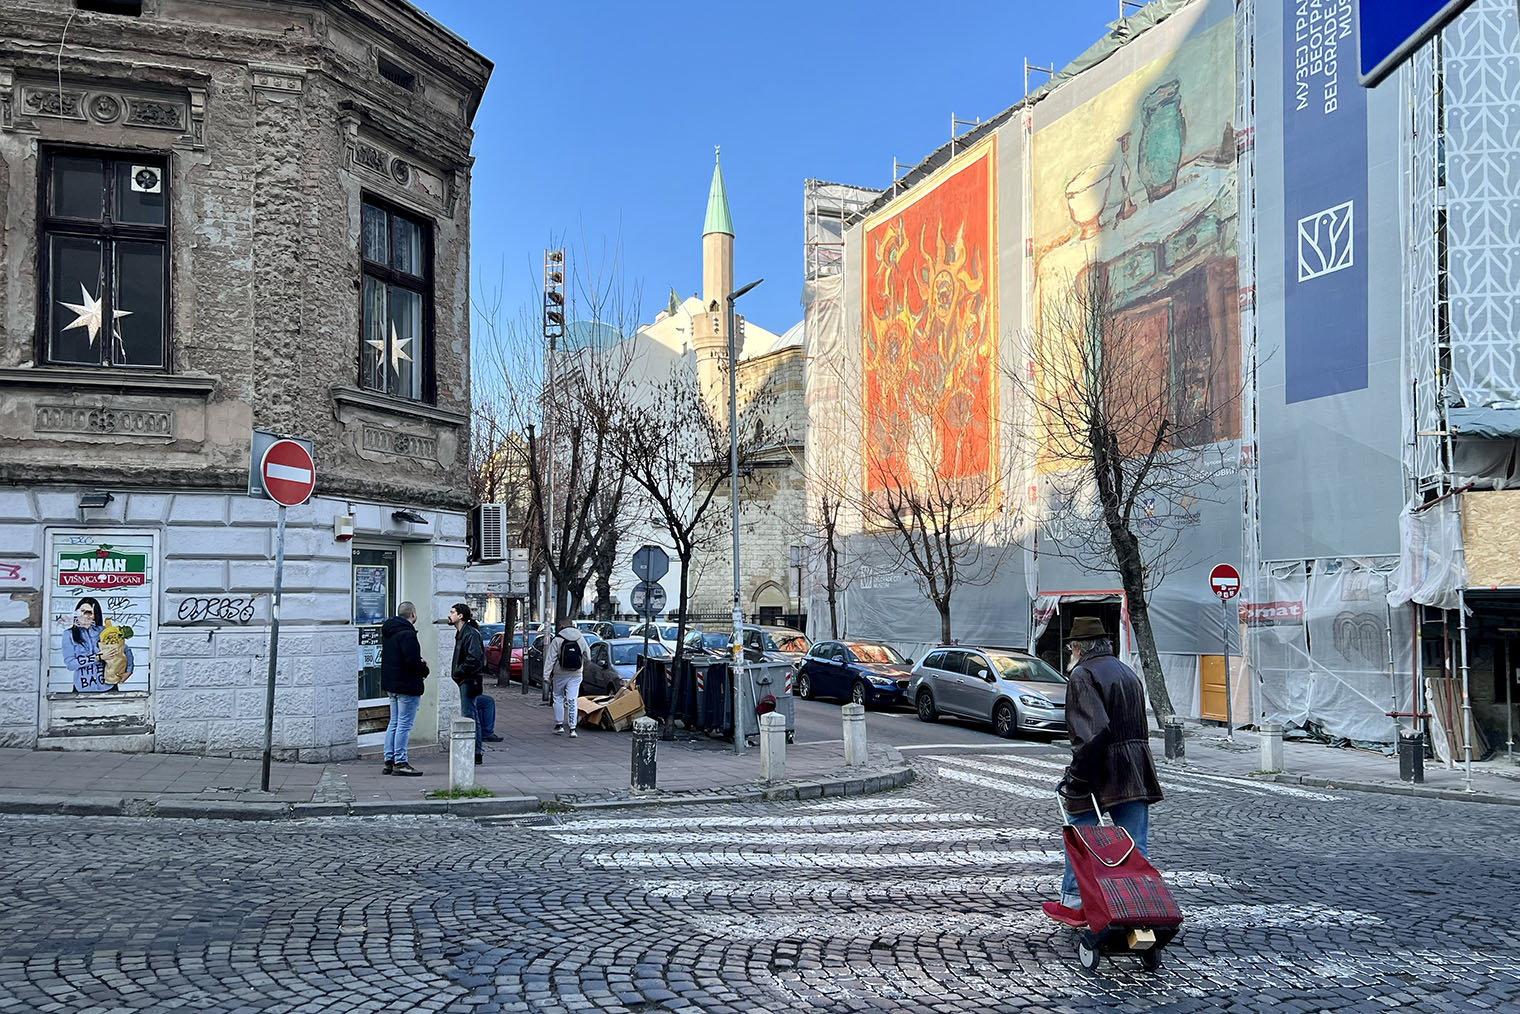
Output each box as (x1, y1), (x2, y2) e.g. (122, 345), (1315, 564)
(353, 547), (397, 737)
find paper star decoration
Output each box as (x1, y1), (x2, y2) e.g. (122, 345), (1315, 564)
(57, 284), (131, 347)
(366, 323), (413, 375)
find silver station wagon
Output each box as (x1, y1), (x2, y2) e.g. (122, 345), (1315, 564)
(908, 646), (1068, 738)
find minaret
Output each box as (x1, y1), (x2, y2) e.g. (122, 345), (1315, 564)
(693, 147), (736, 418)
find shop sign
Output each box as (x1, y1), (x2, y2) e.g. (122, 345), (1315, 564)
(47, 532), (154, 695)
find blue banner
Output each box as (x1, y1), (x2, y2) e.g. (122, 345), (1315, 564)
(1284, 0), (1370, 403)
(1358, 0), (1474, 84)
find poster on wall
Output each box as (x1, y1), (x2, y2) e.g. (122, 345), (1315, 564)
(46, 531), (155, 694)
(861, 140), (997, 498)
(353, 564), (390, 625)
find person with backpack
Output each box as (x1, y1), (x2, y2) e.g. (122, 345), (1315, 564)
(448, 602), (487, 765)
(547, 617), (592, 738)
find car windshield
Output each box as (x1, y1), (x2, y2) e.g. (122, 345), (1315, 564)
(990, 654), (1067, 684)
(512, 633), (525, 648)
(612, 642), (669, 664)
(768, 633), (810, 652)
(847, 643), (904, 664)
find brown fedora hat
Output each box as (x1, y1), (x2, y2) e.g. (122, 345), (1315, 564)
(1067, 616), (1111, 640)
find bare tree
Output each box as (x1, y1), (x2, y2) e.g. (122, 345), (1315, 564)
(472, 240), (642, 624)
(612, 363), (775, 661)
(1018, 264), (1238, 721)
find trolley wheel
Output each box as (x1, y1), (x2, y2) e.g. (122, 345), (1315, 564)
(1076, 940), (1101, 972)
(1139, 948), (1161, 972)
(785, 731), (795, 744)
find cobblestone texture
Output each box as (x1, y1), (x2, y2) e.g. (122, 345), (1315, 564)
(1, 748), (1515, 1012)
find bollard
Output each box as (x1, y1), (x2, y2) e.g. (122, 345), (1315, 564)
(1163, 716), (1186, 761)
(449, 717), (476, 791)
(1259, 721), (1284, 773)
(842, 701), (867, 767)
(759, 711), (787, 782)
(631, 716), (659, 793)
(1398, 730), (1425, 783)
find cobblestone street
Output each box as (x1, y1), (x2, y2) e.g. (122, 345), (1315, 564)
(2, 748), (1516, 1013)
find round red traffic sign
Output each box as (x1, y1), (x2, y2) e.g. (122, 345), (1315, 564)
(260, 439), (316, 507)
(1209, 563), (1241, 600)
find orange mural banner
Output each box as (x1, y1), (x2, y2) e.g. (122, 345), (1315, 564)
(861, 144), (997, 495)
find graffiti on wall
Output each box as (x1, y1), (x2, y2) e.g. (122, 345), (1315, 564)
(1031, 18), (1240, 472)
(861, 141), (997, 495)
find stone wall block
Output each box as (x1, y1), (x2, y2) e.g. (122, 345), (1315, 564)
(273, 686), (315, 717)
(6, 634), (41, 660)
(124, 494), (172, 523)
(319, 628), (357, 656)
(0, 659), (37, 692)
(0, 522), (43, 560)
(0, 722), (39, 748)
(235, 687), (268, 719)
(152, 661), (180, 689)
(206, 719), (263, 751)
(215, 631), (271, 659)
(278, 716), (317, 748)
(153, 631), (218, 658)
(168, 495), (228, 525)
(155, 721), (209, 753)
(155, 689), (235, 721)
(34, 493), (80, 522)
(161, 560), (228, 592)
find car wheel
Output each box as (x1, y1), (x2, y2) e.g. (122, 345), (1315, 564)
(796, 672), (813, 700)
(993, 700), (1017, 739)
(916, 690), (939, 723)
(850, 681), (869, 708)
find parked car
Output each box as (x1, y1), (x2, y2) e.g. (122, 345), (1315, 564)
(629, 621), (681, 651)
(683, 629), (734, 657)
(524, 630), (603, 687)
(908, 646), (1067, 737)
(573, 620), (600, 636)
(487, 628), (542, 683)
(740, 624), (810, 665)
(794, 640), (913, 708)
(591, 636), (671, 682)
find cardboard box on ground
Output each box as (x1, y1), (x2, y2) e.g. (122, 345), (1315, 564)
(575, 684), (645, 731)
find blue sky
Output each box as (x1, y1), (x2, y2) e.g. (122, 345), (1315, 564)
(416, 0), (1137, 337)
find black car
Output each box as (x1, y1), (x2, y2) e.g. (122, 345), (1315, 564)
(794, 640), (913, 708)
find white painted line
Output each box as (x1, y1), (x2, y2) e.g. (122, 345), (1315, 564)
(940, 753), (1212, 795)
(265, 462), (312, 483)
(549, 811), (992, 831)
(551, 826), (1056, 848)
(789, 739), (843, 746)
(933, 765), (1050, 798)
(1172, 768), (1339, 801)
(796, 797), (935, 811)
(898, 742), (1044, 751)
(636, 869), (1242, 902)
(591, 847), (1061, 871)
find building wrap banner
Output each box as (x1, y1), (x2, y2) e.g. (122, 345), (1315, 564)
(1283, 0), (1369, 402)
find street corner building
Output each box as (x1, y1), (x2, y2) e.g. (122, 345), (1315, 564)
(0, 0), (491, 759)
(808, 0), (1520, 758)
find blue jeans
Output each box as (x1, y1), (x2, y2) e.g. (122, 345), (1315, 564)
(383, 693), (421, 764)
(458, 682), (484, 757)
(473, 692), (496, 737)
(1060, 800), (1150, 908)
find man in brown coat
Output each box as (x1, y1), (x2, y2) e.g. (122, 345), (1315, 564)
(1046, 615), (1164, 919)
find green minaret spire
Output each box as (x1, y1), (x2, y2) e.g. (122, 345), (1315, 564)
(703, 147), (734, 237)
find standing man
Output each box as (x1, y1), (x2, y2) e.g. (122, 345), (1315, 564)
(547, 617), (592, 738)
(448, 602), (487, 765)
(380, 601), (428, 776)
(1046, 615), (1165, 920)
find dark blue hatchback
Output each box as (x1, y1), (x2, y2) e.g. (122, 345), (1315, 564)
(794, 640), (913, 708)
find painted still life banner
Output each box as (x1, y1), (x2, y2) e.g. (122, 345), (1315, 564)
(46, 531), (154, 694)
(860, 142), (997, 496)
(1031, 16), (1240, 473)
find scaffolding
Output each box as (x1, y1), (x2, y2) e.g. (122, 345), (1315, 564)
(803, 180), (879, 283)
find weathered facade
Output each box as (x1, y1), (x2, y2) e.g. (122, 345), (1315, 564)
(0, 0), (491, 758)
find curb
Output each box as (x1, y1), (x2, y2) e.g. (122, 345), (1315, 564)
(1270, 772), (1520, 807)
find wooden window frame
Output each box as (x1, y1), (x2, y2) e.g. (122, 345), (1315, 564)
(358, 194), (435, 403)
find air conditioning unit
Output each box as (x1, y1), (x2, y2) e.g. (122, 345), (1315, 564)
(470, 504), (506, 562)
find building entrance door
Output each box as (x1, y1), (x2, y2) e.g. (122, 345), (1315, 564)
(353, 547), (397, 744)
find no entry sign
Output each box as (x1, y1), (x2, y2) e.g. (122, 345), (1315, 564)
(259, 439), (316, 507)
(1209, 564), (1241, 601)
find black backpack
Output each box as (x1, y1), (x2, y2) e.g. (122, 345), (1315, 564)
(558, 635), (583, 671)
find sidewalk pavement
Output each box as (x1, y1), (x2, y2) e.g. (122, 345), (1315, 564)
(0, 684), (911, 821)
(1160, 721), (1520, 806)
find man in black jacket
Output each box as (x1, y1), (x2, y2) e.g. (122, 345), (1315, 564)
(380, 601), (429, 776)
(1047, 615), (1164, 919)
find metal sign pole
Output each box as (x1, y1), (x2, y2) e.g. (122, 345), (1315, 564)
(1221, 596), (1234, 743)
(259, 504), (288, 792)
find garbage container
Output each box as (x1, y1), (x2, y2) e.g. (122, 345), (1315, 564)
(1398, 731), (1425, 783)
(737, 660), (796, 743)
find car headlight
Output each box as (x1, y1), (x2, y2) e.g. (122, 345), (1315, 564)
(1019, 694), (1052, 708)
(868, 675), (897, 686)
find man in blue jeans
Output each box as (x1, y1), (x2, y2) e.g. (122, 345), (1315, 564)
(1045, 616), (1164, 920)
(380, 601), (429, 776)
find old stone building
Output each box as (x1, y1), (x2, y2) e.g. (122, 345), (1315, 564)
(0, 0), (491, 758)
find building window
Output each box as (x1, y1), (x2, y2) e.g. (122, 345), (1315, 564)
(377, 53), (417, 92)
(40, 151), (168, 369)
(360, 198), (431, 401)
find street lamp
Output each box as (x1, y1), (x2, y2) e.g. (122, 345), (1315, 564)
(727, 277), (762, 755)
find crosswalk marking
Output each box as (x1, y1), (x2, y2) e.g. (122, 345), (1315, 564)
(540, 811), (992, 831)
(796, 797), (936, 811)
(1165, 767), (1339, 801)
(548, 826), (1056, 847)
(635, 869), (1244, 901)
(933, 765), (1051, 798)
(935, 752), (1212, 795)
(589, 847), (1061, 870)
